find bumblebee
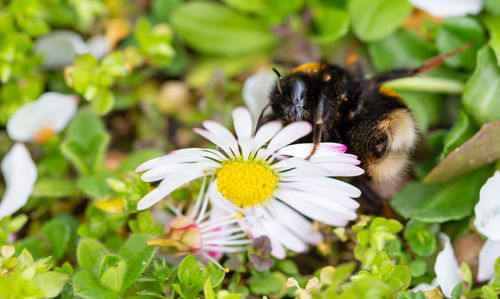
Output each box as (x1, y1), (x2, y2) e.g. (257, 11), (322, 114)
(264, 43), (471, 182)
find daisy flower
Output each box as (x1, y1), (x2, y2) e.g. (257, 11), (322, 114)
(146, 178), (251, 271)
(0, 143), (37, 219)
(136, 107), (363, 258)
(7, 92), (78, 144)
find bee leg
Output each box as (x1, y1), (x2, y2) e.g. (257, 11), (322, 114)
(255, 102), (272, 131)
(374, 41), (473, 83)
(305, 94), (325, 161)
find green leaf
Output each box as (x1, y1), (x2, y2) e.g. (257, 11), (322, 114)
(177, 255), (205, 299)
(60, 140), (91, 175)
(74, 54), (99, 69)
(118, 148), (164, 174)
(425, 119), (500, 182)
(483, 16), (500, 66)
(440, 111), (477, 160)
(391, 168), (488, 222)
(206, 262), (225, 288)
(41, 218), (72, 260)
(463, 46), (500, 124)
(404, 220), (436, 257)
(62, 110), (110, 175)
(171, 1), (276, 56)
(310, 6), (350, 44)
(204, 278), (216, 299)
(31, 271), (69, 298)
(395, 90), (444, 133)
(91, 89), (114, 115)
(119, 233), (156, 291)
(369, 28), (435, 72)
(435, 16), (485, 70)
(348, 0), (412, 42)
(99, 260), (127, 292)
(451, 282), (464, 299)
(408, 259), (427, 277)
(77, 173), (113, 200)
(485, 0), (500, 15)
(65, 109), (106, 146)
(31, 178), (79, 198)
(482, 285), (499, 299)
(77, 238), (108, 272)
(73, 271), (119, 299)
(385, 265), (411, 291)
(248, 272), (282, 295)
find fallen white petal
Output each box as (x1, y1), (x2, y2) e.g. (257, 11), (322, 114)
(242, 70), (276, 125)
(474, 171), (500, 241)
(0, 144), (37, 219)
(86, 36), (110, 60)
(7, 92), (78, 142)
(409, 0), (484, 18)
(435, 233), (462, 298)
(477, 240), (500, 282)
(34, 30), (88, 69)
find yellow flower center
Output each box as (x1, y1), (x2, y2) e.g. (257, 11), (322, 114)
(33, 127), (55, 144)
(217, 160), (278, 209)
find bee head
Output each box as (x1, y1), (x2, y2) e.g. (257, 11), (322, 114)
(347, 108), (417, 182)
(270, 70), (311, 124)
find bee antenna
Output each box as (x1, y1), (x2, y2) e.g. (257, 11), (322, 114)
(272, 67), (282, 78)
(272, 68), (283, 95)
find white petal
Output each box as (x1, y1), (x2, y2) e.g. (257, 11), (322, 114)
(280, 180), (360, 209)
(86, 36), (110, 60)
(409, 0), (483, 18)
(135, 148), (216, 172)
(232, 107), (253, 140)
(277, 143), (348, 158)
(253, 121), (282, 151)
(193, 128), (235, 157)
(238, 210), (287, 259)
(275, 189), (356, 226)
(269, 200), (323, 244)
(208, 182), (241, 214)
(242, 70), (276, 125)
(7, 92), (78, 142)
(202, 120), (239, 155)
(435, 233), (462, 298)
(477, 240), (500, 282)
(34, 30), (88, 69)
(141, 161), (214, 182)
(275, 157), (330, 177)
(137, 170), (206, 210)
(257, 208), (308, 253)
(0, 144), (37, 219)
(317, 163), (365, 177)
(474, 171), (500, 241)
(267, 122), (312, 153)
(284, 176), (361, 198)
